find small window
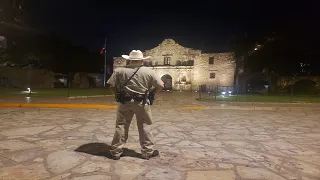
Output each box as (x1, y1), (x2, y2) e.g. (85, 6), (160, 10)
(209, 57), (214, 65)
(210, 73), (216, 79)
(164, 57), (171, 65)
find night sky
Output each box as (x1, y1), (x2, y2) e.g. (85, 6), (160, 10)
(28, 0), (317, 61)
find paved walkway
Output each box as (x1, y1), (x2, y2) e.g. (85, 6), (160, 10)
(0, 92), (320, 180)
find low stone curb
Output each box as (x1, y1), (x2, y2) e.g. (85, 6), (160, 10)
(68, 95), (113, 99)
(0, 103), (319, 111)
(180, 105), (320, 111)
(0, 103), (118, 109)
(197, 98), (320, 105)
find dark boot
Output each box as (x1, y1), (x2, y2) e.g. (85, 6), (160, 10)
(111, 155), (120, 160)
(141, 150), (159, 160)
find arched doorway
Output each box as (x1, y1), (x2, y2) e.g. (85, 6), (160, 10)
(161, 74), (173, 90)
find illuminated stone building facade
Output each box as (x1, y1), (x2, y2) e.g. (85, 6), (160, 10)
(113, 39), (236, 91)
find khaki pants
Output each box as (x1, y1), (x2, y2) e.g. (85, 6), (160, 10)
(110, 100), (154, 157)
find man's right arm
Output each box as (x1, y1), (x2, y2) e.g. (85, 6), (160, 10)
(155, 84), (164, 93)
(152, 73), (164, 93)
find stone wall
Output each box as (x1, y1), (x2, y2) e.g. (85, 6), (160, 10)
(113, 39), (236, 91)
(113, 57), (127, 67)
(71, 73), (90, 88)
(150, 66), (193, 90)
(0, 67), (54, 88)
(193, 53), (235, 89)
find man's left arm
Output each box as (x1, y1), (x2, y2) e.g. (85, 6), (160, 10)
(107, 71), (118, 94)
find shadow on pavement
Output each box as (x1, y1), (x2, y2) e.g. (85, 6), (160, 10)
(75, 143), (142, 159)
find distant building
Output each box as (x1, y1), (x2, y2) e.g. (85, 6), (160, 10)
(113, 39), (236, 91)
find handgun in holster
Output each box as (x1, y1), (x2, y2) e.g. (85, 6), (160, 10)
(148, 91), (156, 105)
(141, 90), (155, 105)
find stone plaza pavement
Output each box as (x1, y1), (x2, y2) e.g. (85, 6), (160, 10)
(0, 92), (320, 180)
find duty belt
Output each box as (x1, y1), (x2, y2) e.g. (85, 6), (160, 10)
(123, 93), (145, 102)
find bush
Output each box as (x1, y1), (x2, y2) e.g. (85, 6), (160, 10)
(293, 80), (317, 94)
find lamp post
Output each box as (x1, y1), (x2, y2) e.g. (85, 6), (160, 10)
(103, 38), (107, 87)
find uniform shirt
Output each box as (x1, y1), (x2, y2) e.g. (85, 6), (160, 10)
(107, 64), (163, 94)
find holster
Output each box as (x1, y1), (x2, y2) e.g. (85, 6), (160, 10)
(148, 91), (156, 105)
(115, 91), (124, 103)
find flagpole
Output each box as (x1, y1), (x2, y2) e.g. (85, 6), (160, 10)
(103, 38), (107, 87)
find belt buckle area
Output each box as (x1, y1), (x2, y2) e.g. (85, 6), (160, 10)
(123, 93), (133, 101)
(134, 94), (144, 101)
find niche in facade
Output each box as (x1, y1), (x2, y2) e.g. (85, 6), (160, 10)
(181, 76), (187, 82)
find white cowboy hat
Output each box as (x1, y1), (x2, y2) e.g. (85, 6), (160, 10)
(122, 50), (151, 60)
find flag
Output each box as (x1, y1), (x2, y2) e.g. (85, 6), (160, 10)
(100, 46), (105, 55)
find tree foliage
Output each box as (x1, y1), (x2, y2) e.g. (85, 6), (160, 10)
(0, 22), (102, 73)
(230, 16), (320, 77)
(245, 18), (320, 76)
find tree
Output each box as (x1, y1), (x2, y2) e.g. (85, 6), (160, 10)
(246, 17), (320, 76)
(24, 52), (40, 65)
(0, 53), (11, 65)
(261, 68), (279, 93)
(1, 18), (103, 73)
(230, 33), (267, 86)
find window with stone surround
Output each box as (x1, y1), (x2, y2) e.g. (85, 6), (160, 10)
(188, 60), (194, 66)
(210, 72), (216, 79)
(164, 57), (171, 65)
(209, 57), (214, 65)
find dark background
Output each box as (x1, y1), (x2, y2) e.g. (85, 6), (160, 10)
(2, 0), (319, 74)
(28, 1), (316, 54)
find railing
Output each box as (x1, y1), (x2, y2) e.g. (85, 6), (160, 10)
(198, 85), (240, 101)
(198, 85), (320, 103)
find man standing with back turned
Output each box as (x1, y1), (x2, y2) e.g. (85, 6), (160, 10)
(107, 50), (164, 160)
